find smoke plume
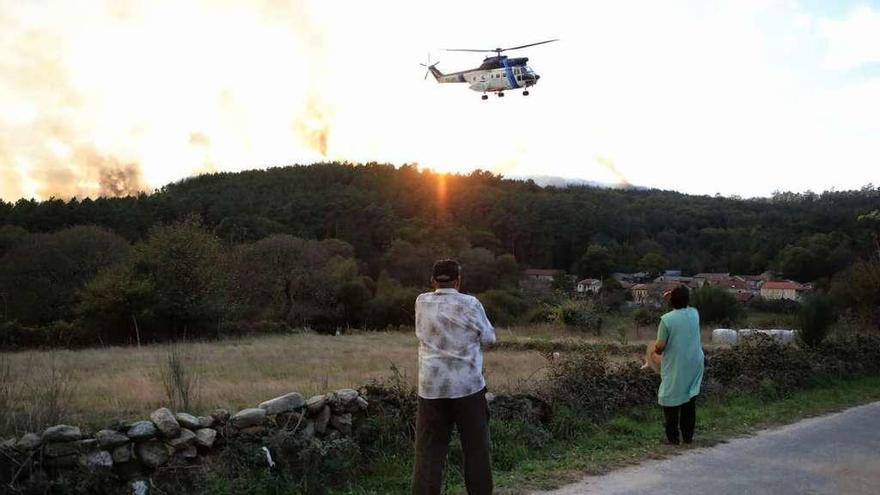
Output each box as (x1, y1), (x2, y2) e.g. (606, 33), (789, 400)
(0, 0), (334, 201)
(595, 155), (631, 187)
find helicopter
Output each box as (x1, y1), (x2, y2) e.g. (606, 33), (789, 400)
(421, 39), (558, 100)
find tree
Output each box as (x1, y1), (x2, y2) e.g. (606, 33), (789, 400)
(576, 244), (614, 279)
(459, 247), (497, 293)
(858, 210), (880, 260)
(78, 265), (154, 345)
(228, 235), (362, 329)
(797, 294), (836, 347)
(0, 225), (28, 257)
(129, 219), (226, 338)
(637, 252), (668, 277)
(368, 271), (419, 328)
(778, 246), (818, 282)
(495, 254), (520, 289)
(829, 259), (880, 325)
(691, 285), (742, 325)
(0, 226), (129, 324)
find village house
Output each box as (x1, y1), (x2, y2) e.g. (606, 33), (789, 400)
(520, 269), (565, 291)
(760, 280), (808, 301)
(653, 274), (694, 285)
(611, 272), (650, 284)
(631, 281), (686, 306)
(575, 278), (603, 294)
(692, 273), (731, 288)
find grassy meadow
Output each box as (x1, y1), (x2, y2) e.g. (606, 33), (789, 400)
(0, 317), (812, 438)
(1, 328), (578, 434)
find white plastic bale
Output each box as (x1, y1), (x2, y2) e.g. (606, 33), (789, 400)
(770, 329), (795, 344)
(712, 328), (738, 345)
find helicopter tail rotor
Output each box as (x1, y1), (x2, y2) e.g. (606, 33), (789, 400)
(420, 53), (441, 80)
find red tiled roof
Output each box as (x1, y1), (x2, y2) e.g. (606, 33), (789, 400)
(631, 284), (650, 290)
(762, 281), (804, 290)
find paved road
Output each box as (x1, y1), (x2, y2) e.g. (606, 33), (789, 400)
(538, 401), (880, 495)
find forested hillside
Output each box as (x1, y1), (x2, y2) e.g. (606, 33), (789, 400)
(1, 163), (878, 345)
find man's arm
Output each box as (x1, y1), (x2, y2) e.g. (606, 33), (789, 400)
(473, 300), (496, 345)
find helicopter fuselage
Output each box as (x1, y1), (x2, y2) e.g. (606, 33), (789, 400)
(428, 56), (540, 94)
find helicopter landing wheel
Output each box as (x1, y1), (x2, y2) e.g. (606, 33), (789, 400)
(498, 92), (505, 97)
(523, 90), (530, 96)
(481, 94), (488, 101)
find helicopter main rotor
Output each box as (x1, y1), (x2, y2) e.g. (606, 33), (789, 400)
(444, 39), (559, 56)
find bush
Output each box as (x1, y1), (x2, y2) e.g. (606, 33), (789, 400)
(747, 295), (801, 314)
(633, 306), (664, 326)
(545, 300), (603, 334)
(544, 346), (659, 422)
(797, 294), (837, 348)
(0, 320), (94, 350)
(477, 289), (530, 327)
(691, 285), (743, 325)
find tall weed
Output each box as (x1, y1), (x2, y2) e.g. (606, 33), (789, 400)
(159, 343), (201, 412)
(16, 355), (76, 432)
(0, 356), (15, 436)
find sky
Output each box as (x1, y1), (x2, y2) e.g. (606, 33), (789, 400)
(0, 0), (879, 201)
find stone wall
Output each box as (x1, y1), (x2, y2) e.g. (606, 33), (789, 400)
(0, 388), (371, 492)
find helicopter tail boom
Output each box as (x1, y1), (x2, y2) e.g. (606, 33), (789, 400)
(427, 64), (443, 81)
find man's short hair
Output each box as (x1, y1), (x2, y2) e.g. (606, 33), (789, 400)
(432, 259), (460, 283)
(670, 285), (689, 309)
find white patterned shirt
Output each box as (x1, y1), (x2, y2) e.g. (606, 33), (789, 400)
(415, 288), (496, 399)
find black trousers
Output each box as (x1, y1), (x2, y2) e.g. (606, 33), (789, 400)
(663, 397), (696, 444)
(412, 388), (493, 495)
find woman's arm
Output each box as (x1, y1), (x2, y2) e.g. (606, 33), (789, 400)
(655, 318), (669, 354)
(654, 339), (666, 354)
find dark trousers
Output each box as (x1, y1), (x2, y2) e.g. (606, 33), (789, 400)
(663, 397), (696, 444)
(412, 388), (493, 495)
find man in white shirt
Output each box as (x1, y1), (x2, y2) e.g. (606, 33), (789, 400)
(412, 259), (496, 495)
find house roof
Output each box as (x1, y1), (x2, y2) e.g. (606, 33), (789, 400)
(762, 281), (804, 290)
(711, 277), (749, 290)
(631, 284), (650, 290)
(577, 278), (601, 284)
(694, 273), (731, 280)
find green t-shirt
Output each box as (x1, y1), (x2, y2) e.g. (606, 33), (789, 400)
(657, 307), (704, 407)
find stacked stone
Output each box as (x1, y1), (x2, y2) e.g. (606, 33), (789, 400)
(228, 388), (369, 442)
(11, 407), (221, 474)
(5, 388), (368, 482)
(126, 407), (221, 469)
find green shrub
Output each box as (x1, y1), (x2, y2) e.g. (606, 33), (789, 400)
(477, 289), (530, 327)
(797, 294), (837, 348)
(747, 296), (800, 314)
(545, 300), (604, 334)
(692, 285), (743, 325)
(544, 346), (659, 422)
(633, 306), (664, 326)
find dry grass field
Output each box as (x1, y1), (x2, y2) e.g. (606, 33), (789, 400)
(1, 330), (557, 431)
(1, 323), (719, 434)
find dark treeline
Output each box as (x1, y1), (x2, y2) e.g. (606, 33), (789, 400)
(0, 163), (878, 346)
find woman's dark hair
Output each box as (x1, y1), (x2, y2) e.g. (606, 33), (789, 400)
(670, 286), (690, 309)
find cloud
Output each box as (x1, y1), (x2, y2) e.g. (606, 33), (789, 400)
(817, 4), (880, 71)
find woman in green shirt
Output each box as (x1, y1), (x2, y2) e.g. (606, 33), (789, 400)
(654, 286), (704, 444)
